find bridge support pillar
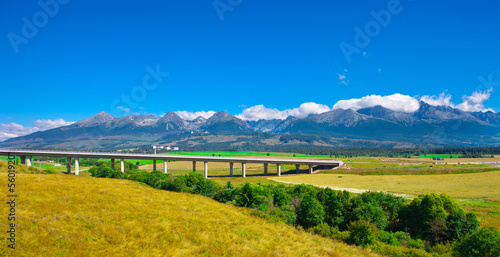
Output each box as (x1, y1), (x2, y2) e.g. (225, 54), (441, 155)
(120, 158), (124, 173)
(193, 161), (196, 172)
(26, 156), (32, 166)
(153, 160), (157, 171)
(204, 161), (208, 178)
(295, 164), (300, 174)
(75, 157), (79, 175)
(67, 157), (72, 174)
(277, 163), (281, 176)
(20, 155), (26, 165)
(242, 162), (246, 178)
(163, 160), (167, 174)
(309, 165), (313, 174)
(111, 158), (115, 170)
(229, 162), (233, 177)
(264, 163), (268, 175)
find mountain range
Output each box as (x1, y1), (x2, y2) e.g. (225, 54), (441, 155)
(2, 102), (499, 150)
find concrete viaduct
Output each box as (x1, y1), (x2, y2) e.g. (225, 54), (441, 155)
(0, 149), (344, 178)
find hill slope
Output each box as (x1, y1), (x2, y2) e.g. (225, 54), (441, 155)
(0, 169), (379, 257)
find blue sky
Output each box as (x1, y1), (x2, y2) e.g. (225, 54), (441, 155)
(1, 0), (500, 139)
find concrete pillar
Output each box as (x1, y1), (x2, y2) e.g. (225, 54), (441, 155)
(163, 160), (167, 174)
(120, 158), (124, 173)
(204, 161), (208, 178)
(277, 163), (281, 176)
(229, 162), (234, 177)
(193, 161), (196, 172)
(26, 156), (32, 166)
(111, 158), (115, 170)
(295, 164), (300, 174)
(75, 157), (79, 176)
(67, 157), (72, 174)
(153, 160), (157, 171)
(242, 162), (246, 178)
(309, 165), (313, 174)
(20, 155), (26, 165)
(264, 163), (268, 175)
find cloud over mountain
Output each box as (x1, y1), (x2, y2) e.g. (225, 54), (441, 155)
(236, 102), (331, 121)
(421, 89), (494, 113)
(333, 93), (420, 113)
(0, 118), (74, 141)
(175, 111), (216, 120)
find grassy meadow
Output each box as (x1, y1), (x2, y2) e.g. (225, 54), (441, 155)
(0, 163), (380, 257)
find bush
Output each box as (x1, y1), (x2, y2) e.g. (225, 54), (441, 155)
(320, 189), (350, 230)
(347, 219), (379, 246)
(399, 193), (479, 244)
(308, 223), (338, 238)
(269, 205), (296, 226)
(371, 242), (433, 257)
(234, 183), (257, 207)
(273, 185), (291, 208)
(296, 194), (325, 229)
(214, 181), (236, 203)
(193, 178), (218, 198)
(453, 226), (500, 257)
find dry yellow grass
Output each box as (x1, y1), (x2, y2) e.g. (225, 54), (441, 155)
(269, 171), (500, 202)
(0, 172), (380, 257)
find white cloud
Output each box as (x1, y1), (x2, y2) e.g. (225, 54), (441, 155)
(116, 106), (131, 113)
(0, 123), (39, 141)
(420, 92), (454, 107)
(0, 118), (75, 142)
(333, 93), (421, 113)
(420, 89), (494, 113)
(236, 102), (331, 121)
(175, 111), (216, 120)
(456, 89), (494, 112)
(33, 118), (75, 130)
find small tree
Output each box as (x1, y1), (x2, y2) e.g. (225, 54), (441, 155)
(454, 226), (500, 257)
(348, 219), (379, 246)
(234, 183), (256, 207)
(297, 194), (325, 229)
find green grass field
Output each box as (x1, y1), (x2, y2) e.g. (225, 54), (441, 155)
(161, 151), (337, 159)
(414, 154), (462, 158)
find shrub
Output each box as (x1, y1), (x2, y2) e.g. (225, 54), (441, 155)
(193, 178), (218, 198)
(308, 223), (338, 238)
(269, 205), (296, 226)
(453, 226), (500, 257)
(297, 194), (325, 229)
(347, 219), (379, 246)
(273, 185), (291, 208)
(214, 181), (236, 203)
(399, 193), (479, 244)
(168, 176), (186, 192)
(234, 183), (257, 207)
(371, 242), (433, 257)
(321, 189), (350, 230)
